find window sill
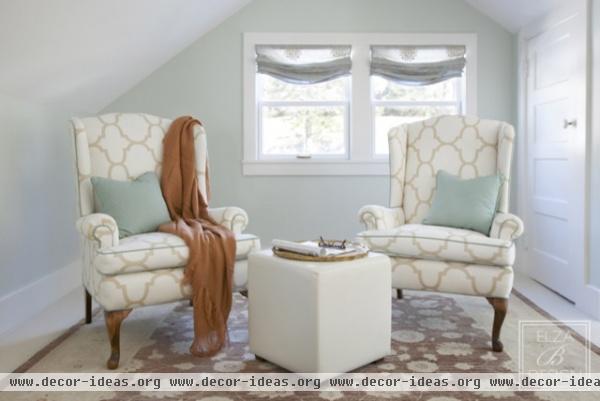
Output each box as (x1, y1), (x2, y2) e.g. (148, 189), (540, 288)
(242, 159), (389, 176)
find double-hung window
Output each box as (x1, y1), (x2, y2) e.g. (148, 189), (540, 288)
(255, 45), (351, 158)
(243, 34), (476, 175)
(371, 45), (466, 155)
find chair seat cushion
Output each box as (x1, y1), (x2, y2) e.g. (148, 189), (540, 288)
(94, 232), (260, 275)
(358, 224), (514, 266)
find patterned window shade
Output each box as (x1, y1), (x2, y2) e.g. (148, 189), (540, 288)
(370, 45), (466, 85)
(255, 45), (352, 84)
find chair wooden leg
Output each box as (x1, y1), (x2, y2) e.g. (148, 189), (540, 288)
(487, 297), (508, 352)
(104, 309), (131, 369)
(85, 290), (92, 324)
(396, 289), (403, 299)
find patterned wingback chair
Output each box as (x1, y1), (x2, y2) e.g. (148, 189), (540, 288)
(71, 113), (260, 369)
(358, 115), (523, 352)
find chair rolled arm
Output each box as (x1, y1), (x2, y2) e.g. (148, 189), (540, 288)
(208, 207), (249, 234)
(76, 213), (119, 249)
(358, 205), (405, 230)
(489, 213), (524, 241)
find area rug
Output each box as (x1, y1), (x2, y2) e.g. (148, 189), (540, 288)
(6, 292), (600, 401)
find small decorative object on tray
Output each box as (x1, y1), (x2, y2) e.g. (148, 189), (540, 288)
(318, 237), (347, 249)
(272, 238), (369, 262)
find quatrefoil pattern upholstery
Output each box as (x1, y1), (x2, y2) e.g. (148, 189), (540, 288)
(390, 115), (514, 222)
(358, 115), (523, 298)
(72, 113), (260, 311)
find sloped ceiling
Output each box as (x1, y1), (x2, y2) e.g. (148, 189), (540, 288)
(0, 0), (561, 113)
(465, 0), (563, 33)
(0, 0), (251, 112)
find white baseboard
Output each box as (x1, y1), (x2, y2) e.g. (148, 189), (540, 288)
(0, 260), (81, 336)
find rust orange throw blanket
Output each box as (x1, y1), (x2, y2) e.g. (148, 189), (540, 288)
(159, 116), (236, 357)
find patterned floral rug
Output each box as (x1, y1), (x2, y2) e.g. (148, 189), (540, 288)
(103, 293), (542, 401)
(10, 292), (600, 401)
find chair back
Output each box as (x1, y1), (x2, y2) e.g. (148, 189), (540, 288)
(71, 113), (208, 217)
(388, 115), (514, 224)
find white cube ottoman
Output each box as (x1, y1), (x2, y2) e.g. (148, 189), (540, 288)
(248, 250), (391, 373)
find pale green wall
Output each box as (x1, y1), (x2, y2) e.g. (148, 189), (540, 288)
(105, 0), (517, 244)
(0, 93), (79, 297)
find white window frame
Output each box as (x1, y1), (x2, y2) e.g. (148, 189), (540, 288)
(243, 32), (477, 176)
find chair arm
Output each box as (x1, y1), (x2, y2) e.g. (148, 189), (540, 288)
(358, 205), (405, 230)
(489, 213), (524, 241)
(208, 207), (249, 234)
(76, 213), (119, 249)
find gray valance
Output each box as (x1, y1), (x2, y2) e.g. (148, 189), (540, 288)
(256, 45), (352, 84)
(370, 45), (466, 85)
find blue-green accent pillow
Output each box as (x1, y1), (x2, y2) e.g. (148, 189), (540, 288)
(422, 171), (501, 235)
(91, 172), (171, 238)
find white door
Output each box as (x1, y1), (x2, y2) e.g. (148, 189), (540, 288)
(525, 1), (588, 301)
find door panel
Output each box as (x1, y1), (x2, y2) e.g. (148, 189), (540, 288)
(535, 34), (571, 88)
(532, 214), (569, 261)
(534, 98), (569, 143)
(533, 159), (568, 200)
(526, 2), (586, 301)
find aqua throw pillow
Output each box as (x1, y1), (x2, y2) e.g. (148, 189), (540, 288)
(423, 171), (501, 235)
(91, 172), (171, 238)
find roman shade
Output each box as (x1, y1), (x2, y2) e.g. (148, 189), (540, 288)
(370, 45), (466, 85)
(255, 45), (352, 84)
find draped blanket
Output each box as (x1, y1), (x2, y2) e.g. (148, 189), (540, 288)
(159, 116), (236, 357)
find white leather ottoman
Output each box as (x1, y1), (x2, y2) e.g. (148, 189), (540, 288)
(248, 250), (391, 373)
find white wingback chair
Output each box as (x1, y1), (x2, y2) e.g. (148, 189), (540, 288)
(358, 115), (523, 352)
(71, 113), (260, 369)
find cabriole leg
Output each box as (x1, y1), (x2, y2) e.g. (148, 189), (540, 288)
(487, 297), (508, 352)
(104, 309), (131, 369)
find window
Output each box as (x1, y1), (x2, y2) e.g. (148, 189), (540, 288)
(258, 74), (350, 158)
(244, 34), (476, 175)
(254, 44), (352, 160)
(370, 45), (466, 155)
